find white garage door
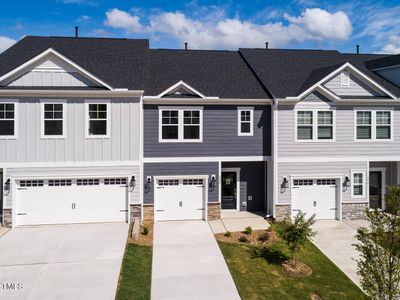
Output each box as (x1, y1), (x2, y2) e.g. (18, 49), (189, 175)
(16, 177), (128, 226)
(154, 178), (205, 221)
(291, 178), (337, 220)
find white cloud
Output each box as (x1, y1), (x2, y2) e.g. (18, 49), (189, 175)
(76, 15), (91, 22)
(379, 35), (400, 54)
(0, 36), (16, 53)
(105, 8), (142, 33)
(284, 8), (352, 41)
(104, 7), (352, 49)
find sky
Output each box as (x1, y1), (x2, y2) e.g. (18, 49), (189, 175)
(0, 0), (400, 54)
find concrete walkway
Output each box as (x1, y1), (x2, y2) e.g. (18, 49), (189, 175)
(152, 221), (240, 300)
(0, 223), (127, 300)
(311, 220), (367, 288)
(209, 210), (270, 233)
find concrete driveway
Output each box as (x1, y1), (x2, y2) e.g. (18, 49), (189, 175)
(311, 220), (367, 288)
(152, 221), (240, 300)
(0, 223), (128, 300)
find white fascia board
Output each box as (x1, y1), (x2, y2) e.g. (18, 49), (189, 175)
(287, 62), (398, 101)
(151, 80), (218, 99)
(0, 48), (115, 91)
(143, 156), (271, 163)
(278, 155), (400, 163)
(2, 160), (141, 168)
(143, 97), (271, 105)
(0, 89), (144, 97)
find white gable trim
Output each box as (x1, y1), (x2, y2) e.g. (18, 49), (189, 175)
(287, 62), (398, 101)
(0, 48), (114, 90)
(147, 80), (219, 99)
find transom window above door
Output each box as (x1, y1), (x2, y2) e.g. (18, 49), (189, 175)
(0, 102), (17, 138)
(41, 102), (66, 138)
(296, 109), (335, 141)
(159, 107), (203, 142)
(86, 101), (110, 138)
(355, 109), (393, 141)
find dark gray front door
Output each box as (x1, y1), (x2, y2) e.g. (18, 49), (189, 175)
(0, 170), (2, 224)
(222, 172), (237, 209)
(369, 171), (382, 209)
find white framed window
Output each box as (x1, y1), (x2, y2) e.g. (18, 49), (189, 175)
(351, 171), (365, 198)
(295, 109), (335, 142)
(41, 100), (66, 138)
(85, 100), (110, 138)
(354, 109), (393, 141)
(237, 107), (254, 136)
(0, 100), (18, 139)
(341, 71), (350, 87)
(159, 107), (203, 142)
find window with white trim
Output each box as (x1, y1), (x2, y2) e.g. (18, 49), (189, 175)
(87, 103), (109, 137)
(42, 103), (65, 137)
(0, 103), (16, 137)
(238, 108), (253, 136)
(355, 110), (393, 141)
(159, 108), (203, 142)
(351, 171), (365, 197)
(296, 110), (335, 141)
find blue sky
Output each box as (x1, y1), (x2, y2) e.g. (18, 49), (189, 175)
(1, 0), (400, 54)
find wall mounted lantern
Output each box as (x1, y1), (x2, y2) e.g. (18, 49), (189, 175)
(282, 177), (289, 189)
(344, 176), (351, 188)
(210, 174), (216, 188)
(3, 178), (10, 196)
(145, 176), (152, 189)
(129, 175), (136, 192)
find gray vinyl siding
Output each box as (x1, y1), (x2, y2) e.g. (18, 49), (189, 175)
(222, 162), (267, 212)
(278, 93), (400, 157)
(144, 104), (271, 157)
(4, 164), (140, 208)
(278, 161), (368, 205)
(375, 67), (400, 87)
(323, 72), (382, 96)
(0, 97), (140, 163)
(143, 162), (218, 204)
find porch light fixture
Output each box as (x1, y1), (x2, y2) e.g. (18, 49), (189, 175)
(344, 176), (351, 188)
(129, 176), (136, 191)
(282, 177), (289, 189)
(210, 174), (216, 188)
(3, 178), (10, 196)
(145, 176), (152, 189)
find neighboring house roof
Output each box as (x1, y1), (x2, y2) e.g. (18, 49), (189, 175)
(144, 49), (270, 99)
(239, 48), (400, 98)
(366, 54), (400, 70)
(0, 36), (149, 91)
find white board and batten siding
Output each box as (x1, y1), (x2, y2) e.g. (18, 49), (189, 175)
(0, 97), (141, 163)
(323, 72), (383, 96)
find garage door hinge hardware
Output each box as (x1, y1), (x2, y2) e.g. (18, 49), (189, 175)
(156, 187), (165, 189)
(120, 210), (128, 212)
(156, 210), (165, 212)
(17, 188), (27, 190)
(292, 187), (299, 189)
(197, 208), (205, 210)
(17, 213), (27, 215)
(292, 209), (300, 212)
(330, 208), (337, 210)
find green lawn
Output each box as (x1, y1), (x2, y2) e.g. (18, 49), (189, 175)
(219, 240), (367, 300)
(116, 243), (152, 300)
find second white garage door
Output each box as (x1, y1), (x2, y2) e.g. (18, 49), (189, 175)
(291, 178), (338, 220)
(154, 178), (206, 221)
(16, 177), (128, 226)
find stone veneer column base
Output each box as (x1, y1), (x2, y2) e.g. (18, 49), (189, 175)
(143, 205), (154, 223)
(275, 205), (291, 221)
(342, 203), (368, 220)
(2, 209), (12, 227)
(130, 204), (142, 224)
(207, 203), (221, 220)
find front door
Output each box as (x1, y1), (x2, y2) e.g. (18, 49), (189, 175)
(222, 172), (237, 209)
(369, 171), (382, 209)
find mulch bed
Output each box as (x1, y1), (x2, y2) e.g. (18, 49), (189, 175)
(282, 259), (312, 277)
(128, 222), (153, 246)
(215, 229), (279, 246)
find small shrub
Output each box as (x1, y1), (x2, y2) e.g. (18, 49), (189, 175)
(238, 235), (249, 243)
(224, 231), (231, 237)
(258, 232), (269, 242)
(244, 226), (253, 235)
(142, 226), (149, 235)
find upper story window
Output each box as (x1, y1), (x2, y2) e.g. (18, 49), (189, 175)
(85, 101), (110, 138)
(238, 107), (254, 136)
(41, 102), (66, 138)
(341, 71), (350, 87)
(0, 102), (17, 138)
(159, 107), (203, 142)
(355, 109), (393, 141)
(351, 171), (365, 198)
(296, 109), (335, 141)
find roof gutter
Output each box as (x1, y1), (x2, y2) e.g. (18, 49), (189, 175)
(0, 89), (145, 97)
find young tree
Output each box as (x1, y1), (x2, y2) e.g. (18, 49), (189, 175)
(354, 185), (400, 300)
(279, 211), (316, 264)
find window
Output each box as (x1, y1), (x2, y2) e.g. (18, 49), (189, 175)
(238, 108), (253, 136)
(42, 102), (65, 138)
(341, 71), (350, 87)
(296, 110), (335, 141)
(19, 180), (44, 187)
(293, 179), (313, 186)
(183, 179), (204, 185)
(159, 107), (203, 142)
(48, 179), (72, 186)
(0, 102), (16, 137)
(104, 178), (127, 185)
(86, 102), (110, 138)
(355, 110), (393, 141)
(351, 172), (365, 198)
(77, 178), (100, 185)
(158, 179), (179, 186)
(316, 179), (336, 185)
